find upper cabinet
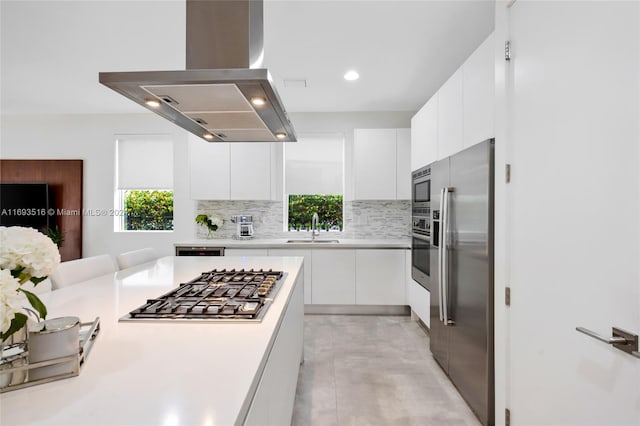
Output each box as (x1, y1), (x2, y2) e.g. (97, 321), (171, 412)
(396, 128), (411, 200)
(437, 68), (464, 159)
(463, 33), (495, 148)
(229, 143), (274, 200)
(189, 135), (230, 200)
(411, 93), (438, 170)
(189, 135), (274, 200)
(411, 32), (495, 164)
(353, 128), (411, 200)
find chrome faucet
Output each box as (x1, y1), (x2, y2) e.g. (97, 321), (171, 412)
(311, 212), (320, 240)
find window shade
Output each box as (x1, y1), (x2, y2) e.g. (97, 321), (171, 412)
(117, 135), (173, 190)
(284, 134), (343, 195)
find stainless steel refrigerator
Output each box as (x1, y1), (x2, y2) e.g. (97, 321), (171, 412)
(430, 139), (494, 426)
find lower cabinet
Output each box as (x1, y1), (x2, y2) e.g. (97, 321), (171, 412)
(259, 247), (409, 306)
(355, 249), (406, 305)
(268, 249), (312, 304)
(224, 248), (269, 256)
(311, 249), (356, 304)
(244, 272), (304, 425)
(408, 279), (430, 328)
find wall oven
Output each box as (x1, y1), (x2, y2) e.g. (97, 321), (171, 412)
(411, 164), (431, 290)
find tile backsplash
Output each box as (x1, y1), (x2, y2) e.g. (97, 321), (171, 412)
(195, 200), (410, 240)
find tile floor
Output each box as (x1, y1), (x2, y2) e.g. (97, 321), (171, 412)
(292, 315), (481, 426)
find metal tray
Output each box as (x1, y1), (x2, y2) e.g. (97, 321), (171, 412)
(0, 317), (100, 393)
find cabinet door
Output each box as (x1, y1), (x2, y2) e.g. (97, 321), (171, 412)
(189, 135), (230, 199)
(396, 128), (411, 199)
(311, 249), (355, 304)
(224, 249), (269, 256)
(408, 279), (430, 327)
(410, 107), (425, 171)
(268, 249), (312, 304)
(438, 68), (464, 159)
(463, 33), (495, 148)
(355, 249), (405, 305)
(244, 274), (303, 426)
(411, 94), (438, 170)
(353, 129), (397, 200)
(229, 143), (272, 200)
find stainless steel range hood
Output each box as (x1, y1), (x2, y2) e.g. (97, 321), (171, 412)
(99, 0), (296, 143)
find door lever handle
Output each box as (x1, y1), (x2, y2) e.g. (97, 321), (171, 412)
(576, 327), (628, 344)
(576, 326), (639, 358)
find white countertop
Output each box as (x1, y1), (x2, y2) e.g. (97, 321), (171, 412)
(175, 238), (411, 249)
(1, 256), (304, 426)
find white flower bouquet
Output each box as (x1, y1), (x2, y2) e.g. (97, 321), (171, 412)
(0, 226), (61, 342)
(195, 214), (224, 237)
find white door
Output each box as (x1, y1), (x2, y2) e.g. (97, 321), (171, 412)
(503, 1), (640, 424)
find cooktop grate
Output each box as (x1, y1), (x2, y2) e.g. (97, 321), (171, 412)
(120, 269), (285, 323)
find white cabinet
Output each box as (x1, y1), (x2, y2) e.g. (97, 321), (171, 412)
(311, 249), (356, 304)
(396, 129), (411, 199)
(189, 135), (230, 199)
(406, 243), (429, 326)
(411, 93), (438, 170)
(437, 68), (464, 159)
(353, 128), (411, 200)
(411, 32), (494, 168)
(268, 249), (312, 304)
(229, 143), (273, 200)
(355, 249), (406, 305)
(463, 33), (495, 148)
(244, 273), (303, 426)
(408, 279), (430, 328)
(266, 247), (408, 306)
(189, 136), (274, 200)
(353, 129), (396, 200)
(225, 248), (269, 256)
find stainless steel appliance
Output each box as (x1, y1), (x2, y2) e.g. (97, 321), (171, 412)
(121, 269), (285, 323)
(430, 139), (494, 426)
(231, 215), (255, 239)
(411, 164), (431, 290)
(175, 246), (225, 256)
(99, 0), (296, 143)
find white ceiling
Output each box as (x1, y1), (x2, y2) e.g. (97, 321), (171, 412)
(0, 0), (494, 115)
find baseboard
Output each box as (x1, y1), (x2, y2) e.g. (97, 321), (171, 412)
(304, 304), (410, 315)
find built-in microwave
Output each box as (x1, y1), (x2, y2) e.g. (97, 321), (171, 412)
(411, 164), (431, 290)
(412, 165), (431, 206)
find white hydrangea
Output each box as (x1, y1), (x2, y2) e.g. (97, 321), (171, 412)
(208, 215), (224, 229)
(0, 269), (27, 335)
(0, 226), (61, 278)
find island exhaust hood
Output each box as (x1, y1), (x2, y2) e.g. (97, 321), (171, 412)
(99, 0), (296, 143)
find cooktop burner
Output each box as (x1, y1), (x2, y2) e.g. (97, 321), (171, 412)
(120, 269), (285, 323)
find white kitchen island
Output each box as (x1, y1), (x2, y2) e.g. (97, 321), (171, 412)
(0, 256), (304, 426)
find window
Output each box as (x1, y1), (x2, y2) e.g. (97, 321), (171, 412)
(284, 134), (344, 231)
(116, 135), (174, 231)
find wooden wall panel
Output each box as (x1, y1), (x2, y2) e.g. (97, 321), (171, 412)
(1, 160), (83, 261)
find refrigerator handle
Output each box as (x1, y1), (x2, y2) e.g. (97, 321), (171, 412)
(438, 187), (445, 323)
(442, 187), (454, 326)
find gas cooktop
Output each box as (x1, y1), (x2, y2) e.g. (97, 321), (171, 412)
(120, 269), (285, 323)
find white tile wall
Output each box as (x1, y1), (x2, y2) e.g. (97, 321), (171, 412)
(195, 200), (410, 240)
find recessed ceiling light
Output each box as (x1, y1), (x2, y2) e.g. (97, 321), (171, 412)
(251, 97), (266, 106)
(275, 132), (287, 140)
(203, 133), (214, 141)
(145, 99), (161, 108)
(344, 70), (360, 81)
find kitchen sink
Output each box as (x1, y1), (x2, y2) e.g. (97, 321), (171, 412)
(286, 239), (340, 244)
